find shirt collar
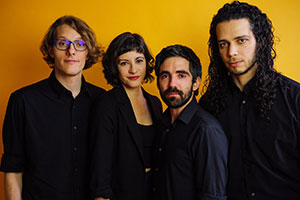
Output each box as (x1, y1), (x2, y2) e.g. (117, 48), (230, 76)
(163, 97), (198, 127)
(228, 75), (256, 95)
(49, 70), (90, 98)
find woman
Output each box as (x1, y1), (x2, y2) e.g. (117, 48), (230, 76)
(90, 32), (162, 200)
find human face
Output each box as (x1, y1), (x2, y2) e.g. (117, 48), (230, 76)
(216, 18), (257, 78)
(117, 51), (146, 90)
(50, 24), (88, 79)
(158, 56), (200, 108)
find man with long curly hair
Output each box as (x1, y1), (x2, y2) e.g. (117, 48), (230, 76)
(0, 16), (105, 200)
(199, 1), (300, 199)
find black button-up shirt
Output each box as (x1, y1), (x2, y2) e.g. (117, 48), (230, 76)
(218, 75), (300, 200)
(153, 98), (228, 200)
(0, 71), (105, 200)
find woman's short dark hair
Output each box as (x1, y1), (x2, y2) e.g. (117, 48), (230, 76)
(40, 15), (104, 69)
(102, 32), (154, 87)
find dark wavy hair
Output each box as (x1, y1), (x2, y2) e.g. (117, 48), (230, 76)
(102, 32), (154, 87)
(200, 1), (282, 118)
(40, 15), (104, 69)
(155, 44), (202, 96)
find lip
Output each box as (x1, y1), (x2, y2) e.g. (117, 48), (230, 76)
(64, 59), (79, 63)
(128, 76), (140, 80)
(167, 92), (179, 97)
(229, 61), (241, 67)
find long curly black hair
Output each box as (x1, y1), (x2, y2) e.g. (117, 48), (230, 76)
(199, 1), (282, 118)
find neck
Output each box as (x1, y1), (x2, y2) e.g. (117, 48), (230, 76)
(169, 94), (194, 124)
(123, 85), (143, 101)
(55, 72), (82, 98)
(231, 64), (258, 91)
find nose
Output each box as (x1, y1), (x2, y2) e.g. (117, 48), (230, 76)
(169, 76), (177, 88)
(228, 44), (238, 57)
(128, 63), (137, 74)
(66, 43), (76, 55)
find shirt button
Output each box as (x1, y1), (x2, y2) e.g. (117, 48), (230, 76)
(242, 100), (246, 104)
(74, 147), (78, 151)
(73, 126), (77, 130)
(250, 192), (255, 197)
(158, 147), (162, 152)
(154, 168), (159, 172)
(74, 168), (78, 172)
(152, 187), (156, 192)
(165, 129), (170, 132)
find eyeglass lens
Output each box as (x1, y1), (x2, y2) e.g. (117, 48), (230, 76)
(54, 39), (87, 51)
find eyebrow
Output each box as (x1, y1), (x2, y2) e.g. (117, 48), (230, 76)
(56, 36), (83, 40)
(118, 56), (145, 61)
(159, 70), (170, 76)
(218, 34), (251, 43)
(118, 59), (128, 63)
(159, 70), (190, 76)
(176, 70), (189, 75)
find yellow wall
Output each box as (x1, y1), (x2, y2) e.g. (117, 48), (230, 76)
(0, 0), (299, 198)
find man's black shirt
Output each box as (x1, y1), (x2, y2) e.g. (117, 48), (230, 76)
(215, 75), (300, 200)
(0, 71), (105, 200)
(152, 98), (228, 200)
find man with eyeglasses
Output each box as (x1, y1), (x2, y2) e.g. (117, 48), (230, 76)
(0, 16), (105, 200)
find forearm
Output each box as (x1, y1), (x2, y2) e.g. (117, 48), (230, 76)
(4, 172), (23, 200)
(95, 197), (110, 200)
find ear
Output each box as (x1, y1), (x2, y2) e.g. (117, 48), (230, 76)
(49, 47), (54, 58)
(85, 50), (89, 60)
(192, 76), (201, 92)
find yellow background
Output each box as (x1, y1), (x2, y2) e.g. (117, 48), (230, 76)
(0, 0), (299, 198)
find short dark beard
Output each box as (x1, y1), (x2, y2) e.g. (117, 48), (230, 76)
(161, 86), (193, 108)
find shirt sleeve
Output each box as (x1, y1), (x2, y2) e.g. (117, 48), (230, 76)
(90, 96), (116, 199)
(194, 124), (228, 200)
(297, 88), (300, 159)
(0, 92), (26, 172)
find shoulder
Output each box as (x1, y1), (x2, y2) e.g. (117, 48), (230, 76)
(187, 105), (228, 153)
(90, 89), (121, 125)
(92, 87), (121, 110)
(192, 105), (226, 138)
(10, 78), (49, 99)
(194, 105), (223, 128)
(279, 74), (300, 89)
(85, 82), (106, 97)
(144, 90), (162, 110)
(278, 74), (300, 103)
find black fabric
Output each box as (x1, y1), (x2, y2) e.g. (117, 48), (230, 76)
(214, 75), (300, 200)
(138, 124), (156, 168)
(90, 86), (162, 200)
(139, 124), (156, 200)
(152, 98), (228, 200)
(0, 71), (105, 200)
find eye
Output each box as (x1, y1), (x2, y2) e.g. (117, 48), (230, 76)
(57, 39), (68, 47)
(136, 58), (144, 64)
(119, 61), (128, 66)
(76, 40), (86, 47)
(218, 42), (227, 49)
(238, 38), (248, 44)
(178, 74), (186, 79)
(160, 74), (169, 80)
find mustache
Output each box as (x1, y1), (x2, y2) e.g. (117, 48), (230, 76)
(163, 87), (184, 96)
(228, 58), (241, 63)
